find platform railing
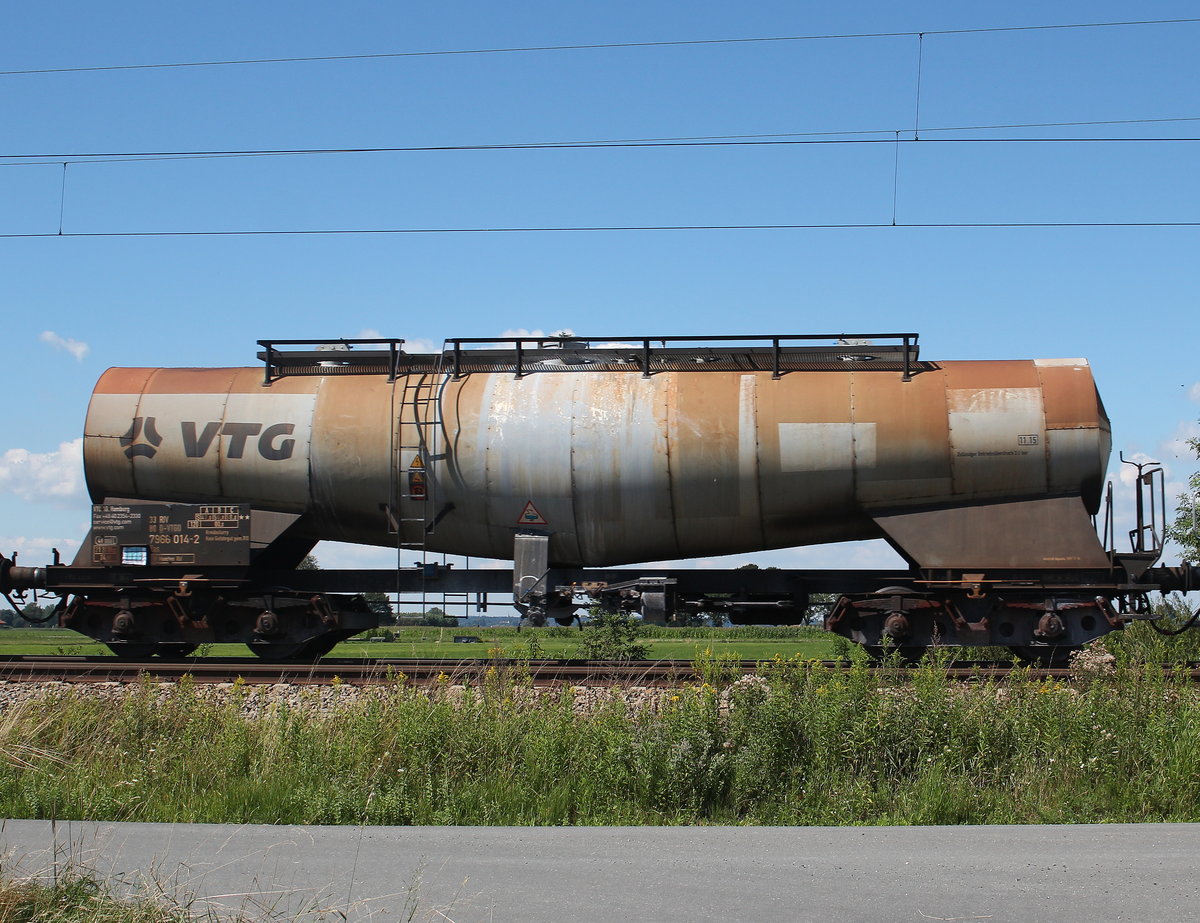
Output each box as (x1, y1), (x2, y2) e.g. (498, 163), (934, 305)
(444, 332), (921, 380)
(256, 333), (922, 382)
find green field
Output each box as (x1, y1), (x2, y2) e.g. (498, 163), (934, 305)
(0, 626), (840, 660)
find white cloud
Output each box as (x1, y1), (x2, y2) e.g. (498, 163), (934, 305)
(1162, 420), (1200, 462)
(1109, 422), (1200, 564)
(0, 535), (80, 565)
(1190, 382), (1200, 403)
(1117, 451), (1163, 487)
(39, 331), (89, 361)
(0, 438), (86, 504)
(498, 328), (576, 340)
(353, 330), (440, 353)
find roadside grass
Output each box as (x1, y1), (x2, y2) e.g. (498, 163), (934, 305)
(3, 655), (1200, 826)
(0, 866), (415, 921)
(0, 871), (184, 922)
(0, 870), (231, 923)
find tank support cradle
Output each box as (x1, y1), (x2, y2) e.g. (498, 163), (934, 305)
(513, 532), (578, 626)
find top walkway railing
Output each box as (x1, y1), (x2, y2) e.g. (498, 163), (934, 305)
(257, 333), (922, 383)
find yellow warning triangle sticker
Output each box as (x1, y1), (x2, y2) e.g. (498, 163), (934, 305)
(409, 455), (424, 469)
(517, 501), (548, 526)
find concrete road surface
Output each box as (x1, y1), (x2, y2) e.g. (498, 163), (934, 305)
(2, 820), (1197, 921)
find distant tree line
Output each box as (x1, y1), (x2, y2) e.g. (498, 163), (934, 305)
(0, 603), (60, 628)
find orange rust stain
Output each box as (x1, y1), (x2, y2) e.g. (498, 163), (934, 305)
(941, 360), (1040, 391)
(1037, 365), (1105, 430)
(93, 367), (322, 395)
(91, 368), (160, 394)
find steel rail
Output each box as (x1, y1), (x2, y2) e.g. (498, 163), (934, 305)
(0, 655), (1176, 685)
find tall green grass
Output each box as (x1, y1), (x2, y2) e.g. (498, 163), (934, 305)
(0, 872), (179, 923)
(0, 865), (387, 921)
(3, 657), (1200, 826)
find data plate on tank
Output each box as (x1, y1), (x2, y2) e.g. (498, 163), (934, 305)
(91, 503), (251, 566)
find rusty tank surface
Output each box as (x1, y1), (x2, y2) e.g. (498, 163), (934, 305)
(83, 340), (1110, 569)
(3, 333), (1193, 660)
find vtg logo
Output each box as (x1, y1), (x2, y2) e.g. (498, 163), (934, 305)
(181, 421), (297, 460)
(121, 417), (297, 461)
(120, 417), (163, 459)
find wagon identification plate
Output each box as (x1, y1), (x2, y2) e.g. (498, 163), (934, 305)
(91, 503), (251, 566)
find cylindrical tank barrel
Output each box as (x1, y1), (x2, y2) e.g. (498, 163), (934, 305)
(83, 359), (1111, 566)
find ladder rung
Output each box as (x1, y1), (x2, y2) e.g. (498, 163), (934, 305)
(397, 370), (445, 546)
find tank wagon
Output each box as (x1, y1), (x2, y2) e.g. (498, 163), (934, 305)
(2, 333), (1196, 659)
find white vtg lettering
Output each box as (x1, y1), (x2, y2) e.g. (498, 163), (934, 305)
(180, 422), (296, 460)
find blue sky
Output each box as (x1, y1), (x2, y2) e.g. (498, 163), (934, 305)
(2, 0), (1198, 581)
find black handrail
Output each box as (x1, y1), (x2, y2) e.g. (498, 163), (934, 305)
(261, 333), (921, 382)
(257, 338), (406, 384)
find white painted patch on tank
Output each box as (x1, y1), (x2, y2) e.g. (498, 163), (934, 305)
(145, 391), (315, 510)
(851, 423), (877, 471)
(948, 387), (1046, 496)
(777, 422), (877, 472)
(738, 375), (763, 534)
(1033, 358), (1089, 367)
(84, 392), (149, 499)
(86, 390), (316, 511)
(222, 392), (317, 507)
(480, 375), (580, 561)
(571, 375), (675, 562)
(947, 387), (1041, 415)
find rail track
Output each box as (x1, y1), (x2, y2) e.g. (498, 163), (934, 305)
(0, 655), (1163, 685)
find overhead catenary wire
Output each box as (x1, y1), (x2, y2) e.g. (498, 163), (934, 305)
(3, 221), (1200, 240)
(56, 163), (68, 235)
(913, 34), (925, 139)
(9, 115), (1200, 163)
(4, 20), (1196, 240)
(891, 134), (902, 226)
(3, 122), (1200, 167)
(2, 17), (1197, 77)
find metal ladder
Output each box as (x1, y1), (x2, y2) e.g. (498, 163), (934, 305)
(393, 362), (447, 542)
(391, 354), (454, 620)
